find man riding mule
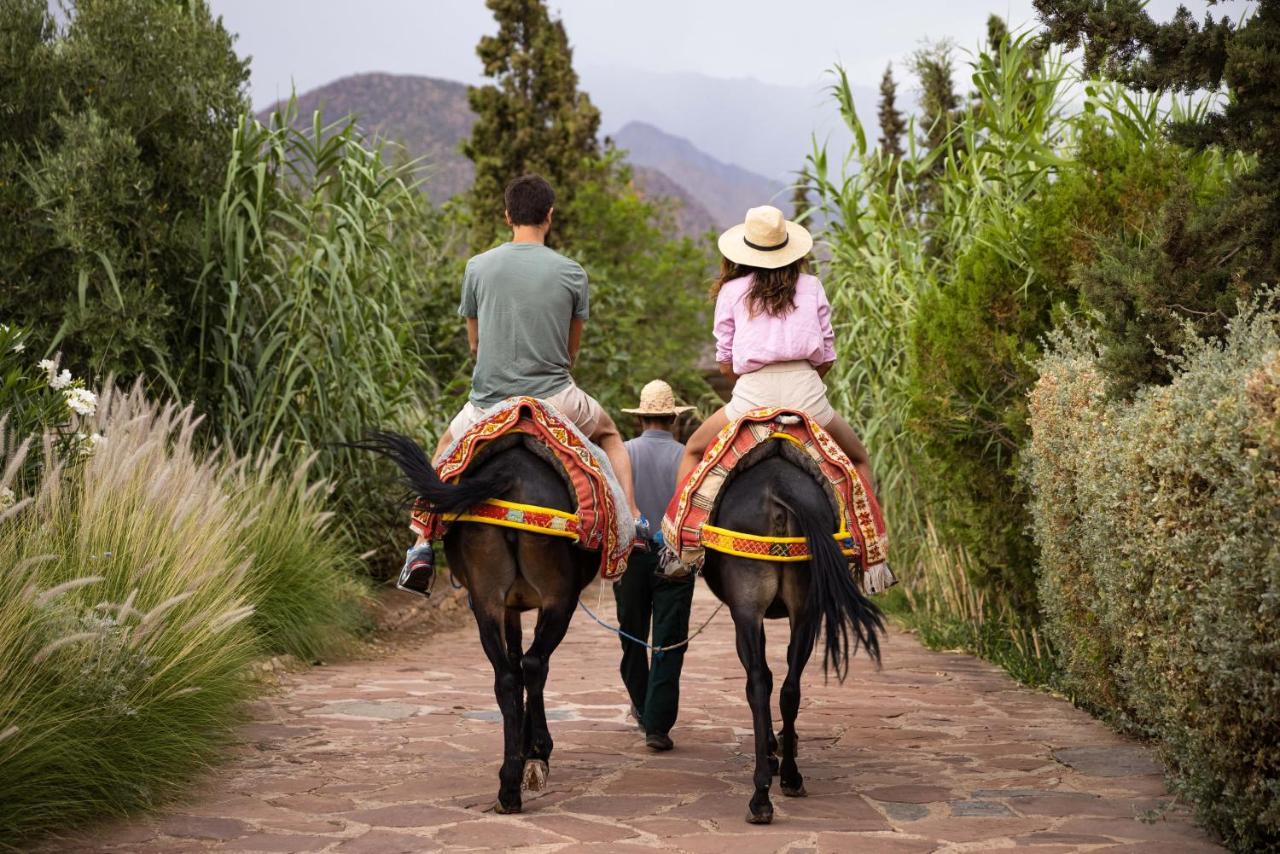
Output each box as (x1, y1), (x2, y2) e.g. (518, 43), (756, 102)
(400, 174), (641, 592)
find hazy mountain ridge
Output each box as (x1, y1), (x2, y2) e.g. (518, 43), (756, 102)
(260, 72), (781, 237)
(613, 121), (788, 227)
(582, 66), (878, 182)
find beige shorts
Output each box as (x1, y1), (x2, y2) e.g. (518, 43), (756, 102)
(724, 361), (836, 426)
(449, 383), (610, 441)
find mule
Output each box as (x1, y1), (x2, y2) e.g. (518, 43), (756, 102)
(359, 432), (598, 814)
(700, 439), (884, 823)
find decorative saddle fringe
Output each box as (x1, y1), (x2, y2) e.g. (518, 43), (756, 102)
(864, 562), (899, 594)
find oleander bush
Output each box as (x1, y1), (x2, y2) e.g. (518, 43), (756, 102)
(0, 383), (367, 841)
(1026, 297), (1280, 850)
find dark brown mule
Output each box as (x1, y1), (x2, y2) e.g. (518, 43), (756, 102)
(700, 439), (884, 823)
(359, 432), (598, 814)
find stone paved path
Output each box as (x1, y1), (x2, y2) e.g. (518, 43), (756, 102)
(48, 584), (1220, 853)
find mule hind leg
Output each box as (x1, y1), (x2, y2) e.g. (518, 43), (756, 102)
(515, 534), (582, 793)
(451, 531), (526, 814)
(732, 609), (776, 824)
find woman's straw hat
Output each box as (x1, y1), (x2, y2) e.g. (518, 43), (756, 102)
(622, 379), (695, 416)
(717, 205), (813, 269)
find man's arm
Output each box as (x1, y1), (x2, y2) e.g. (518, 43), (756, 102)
(568, 318), (584, 367)
(466, 318), (479, 357)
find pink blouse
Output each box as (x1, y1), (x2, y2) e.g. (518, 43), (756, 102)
(714, 273), (837, 375)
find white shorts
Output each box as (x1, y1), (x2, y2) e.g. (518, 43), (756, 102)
(724, 361), (836, 426)
(449, 382), (610, 441)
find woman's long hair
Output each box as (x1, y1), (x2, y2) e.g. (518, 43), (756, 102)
(711, 256), (807, 318)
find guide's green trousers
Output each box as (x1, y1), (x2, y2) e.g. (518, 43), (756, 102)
(612, 548), (695, 737)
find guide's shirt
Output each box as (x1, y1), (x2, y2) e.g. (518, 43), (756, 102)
(624, 429), (684, 528)
(459, 242), (589, 409)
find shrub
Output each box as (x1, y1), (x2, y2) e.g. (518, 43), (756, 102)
(0, 383), (367, 841)
(1026, 296), (1280, 849)
(0, 0), (248, 378)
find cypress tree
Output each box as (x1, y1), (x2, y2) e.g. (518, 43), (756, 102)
(877, 63), (907, 161)
(462, 0), (602, 249)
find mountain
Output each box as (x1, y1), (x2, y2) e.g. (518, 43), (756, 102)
(614, 121), (788, 228)
(628, 165), (718, 237)
(582, 66), (879, 183)
(261, 72), (730, 238)
(260, 73), (476, 203)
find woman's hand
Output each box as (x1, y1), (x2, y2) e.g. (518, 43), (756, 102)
(717, 361), (739, 383)
(816, 360), (835, 379)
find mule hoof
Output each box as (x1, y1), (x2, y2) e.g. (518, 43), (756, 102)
(493, 799), (522, 814)
(522, 759), (549, 792)
(746, 808), (774, 824)
(781, 782), (807, 797)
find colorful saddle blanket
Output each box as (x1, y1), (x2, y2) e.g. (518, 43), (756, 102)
(661, 408), (892, 589)
(410, 397), (633, 579)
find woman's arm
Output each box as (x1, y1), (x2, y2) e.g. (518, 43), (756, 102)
(815, 360), (834, 379)
(815, 278), (837, 367)
(713, 289), (737, 377)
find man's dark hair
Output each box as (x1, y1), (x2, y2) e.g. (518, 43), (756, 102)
(639, 415), (677, 432)
(504, 175), (555, 226)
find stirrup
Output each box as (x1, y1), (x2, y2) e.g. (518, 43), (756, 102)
(398, 543), (436, 597)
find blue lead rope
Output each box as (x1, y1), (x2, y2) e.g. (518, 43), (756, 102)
(576, 595), (725, 659)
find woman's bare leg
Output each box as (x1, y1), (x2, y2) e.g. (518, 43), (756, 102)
(823, 414), (877, 497)
(677, 407), (730, 486)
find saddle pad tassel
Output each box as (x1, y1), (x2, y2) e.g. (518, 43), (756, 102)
(864, 562), (898, 594)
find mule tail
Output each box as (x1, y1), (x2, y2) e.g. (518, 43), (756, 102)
(352, 431), (511, 515)
(774, 481), (884, 681)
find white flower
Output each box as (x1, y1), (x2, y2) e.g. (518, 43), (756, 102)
(79, 432), (105, 457)
(11, 343), (24, 353)
(37, 359), (57, 382)
(50, 370), (73, 390)
(64, 387), (97, 417)
(0, 487), (14, 511)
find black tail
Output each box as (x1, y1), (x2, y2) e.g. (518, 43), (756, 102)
(350, 431), (511, 515)
(774, 481), (883, 681)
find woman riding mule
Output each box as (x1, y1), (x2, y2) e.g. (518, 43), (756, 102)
(669, 205), (886, 823)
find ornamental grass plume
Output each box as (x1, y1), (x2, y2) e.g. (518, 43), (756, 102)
(0, 382), (367, 841)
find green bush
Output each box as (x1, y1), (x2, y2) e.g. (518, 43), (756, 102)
(0, 382), (367, 841)
(0, 0), (248, 378)
(1026, 297), (1280, 850)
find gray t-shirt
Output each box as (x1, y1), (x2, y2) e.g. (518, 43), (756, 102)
(459, 242), (589, 409)
(625, 429), (684, 527)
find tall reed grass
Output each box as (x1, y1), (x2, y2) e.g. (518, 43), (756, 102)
(0, 383), (366, 841)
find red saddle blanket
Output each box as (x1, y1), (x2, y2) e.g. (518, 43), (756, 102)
(661, 408), (890, 582)
(410, 397), (632, 580)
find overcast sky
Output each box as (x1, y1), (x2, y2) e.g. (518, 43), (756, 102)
(209, 0), (1243, 110)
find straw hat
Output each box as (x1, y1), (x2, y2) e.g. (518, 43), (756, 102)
(718, 205), (813, 269)
(622, 380), (695, 416)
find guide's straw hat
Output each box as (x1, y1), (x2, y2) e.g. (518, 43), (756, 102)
(718, 204), (813, 269)
(622, 380), (695, 417)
